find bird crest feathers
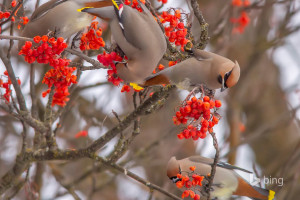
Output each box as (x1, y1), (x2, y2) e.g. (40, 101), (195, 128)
(167, 157), (180, 178)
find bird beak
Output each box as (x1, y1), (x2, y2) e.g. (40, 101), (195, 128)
(221, 86), (226, 92)
(171, 177), (181, 183)
(221, 78), (226, 92)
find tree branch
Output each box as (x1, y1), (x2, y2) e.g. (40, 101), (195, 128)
(86, 86), (175, 152)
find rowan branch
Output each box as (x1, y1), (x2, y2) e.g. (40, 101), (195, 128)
(206, 132), (219, 199)
(93, 155), (182, 200)
(86, 86), (175, 152)
(190, 0), (209, 49)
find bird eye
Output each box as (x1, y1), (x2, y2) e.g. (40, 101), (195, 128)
(217, 75), (222, 84)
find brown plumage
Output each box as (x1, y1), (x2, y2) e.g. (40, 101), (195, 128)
(143, 49), (240, 91)
(19, 0), (112, 49)
(80, 0), (167, 84)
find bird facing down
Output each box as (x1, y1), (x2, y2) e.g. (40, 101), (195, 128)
(79, 0), (167, 84)
(167, 156), (275, 200)
(143, 49), (240, 91)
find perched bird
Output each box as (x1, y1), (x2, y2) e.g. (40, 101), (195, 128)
(80, 0), (167, 84)
(143, 49), (240, 91)
(19, 0), (112, 48)
(167, 156), (275, 200)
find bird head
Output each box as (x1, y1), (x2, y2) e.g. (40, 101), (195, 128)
(167, 157), (182, 183)
(217, 60), (240, 92)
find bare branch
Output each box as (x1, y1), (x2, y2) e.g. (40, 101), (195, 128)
(206, 132), (219, 199)
(93, 156), (182, 200)
(86, 86), (175, 152)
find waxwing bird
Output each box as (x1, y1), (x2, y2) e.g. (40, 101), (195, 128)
(79, 0), (167, 84)
(167, 156), (275, 200)
(19, 0), (113, 48)
(143, 49), (240, 91)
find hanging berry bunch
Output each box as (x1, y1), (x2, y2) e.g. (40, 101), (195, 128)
(160, 9), (189, 51)
(80, 19), (105, 51)
(176, 166), (204, 200)
(173, 96), (222, 140)
(231, 0), (251, 33)
(0, 71), (21, 103)
(97, 51), (124, 86)
(19, 36), (77, 107)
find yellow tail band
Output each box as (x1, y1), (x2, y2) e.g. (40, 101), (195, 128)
(130, 83), (144, 91)
(112, 0), (119, 10)
(77, 7), (93, 12)
(268, 190), (275, 200)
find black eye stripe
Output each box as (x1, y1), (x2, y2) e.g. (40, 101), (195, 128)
(224, 70), (233, 81)
(217, 75), (222, 84)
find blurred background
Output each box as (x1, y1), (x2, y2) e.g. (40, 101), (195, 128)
(0, 0), (300, 199)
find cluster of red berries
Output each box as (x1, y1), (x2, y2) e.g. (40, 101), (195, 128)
(0, 11), (11, 20)
(97, 51), (124, 86)
(80, 20), (105, 51)
(0, 71), (21, 103)
(19, 36), (67, 64)
(231, 0), (251, 34)
(0, 1), (29, 32)
(176, 166), (204, 200)
(124, 0), (145, 12)
(19, 36), (77, 107)
(173, 96), (222, 140)
(42, 59), (77, 107)
(161, 10), (188, 50)
(17, 16), (29, 29)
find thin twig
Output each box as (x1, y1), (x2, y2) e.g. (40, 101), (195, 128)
(206, 132), (219, 199)
(190, 0), (210, 49)
(0, 0), (23, 27)
(93, 155), (182, 200)
(86, 86), (175, 152)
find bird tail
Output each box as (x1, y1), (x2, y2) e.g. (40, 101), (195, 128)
(234, 178), (275, 200)
(142, 74), (170, 86)
(111, 0), (123, 10)
(250, 186), (276, 200)
(78, 1), (115, 20)
(83, 0), (113, 8)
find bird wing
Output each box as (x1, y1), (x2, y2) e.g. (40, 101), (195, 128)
(191, 49), (214, 62)
(188, 156), (252, 173)
(112, 0), (154, 50)
(30, 0), (67, 22)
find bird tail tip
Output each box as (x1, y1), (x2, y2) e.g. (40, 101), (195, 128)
(251, 186), (276, 200)
(268, 190), (275, 200)
(112, 0), (123, 10)
(77, 7), (93, 12)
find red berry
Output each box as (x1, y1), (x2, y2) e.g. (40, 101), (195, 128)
(177, 22), (184, 29)
(215, 100), (222, 107)
(203, 102), (210, 110)
(203, 96), (210, 102)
